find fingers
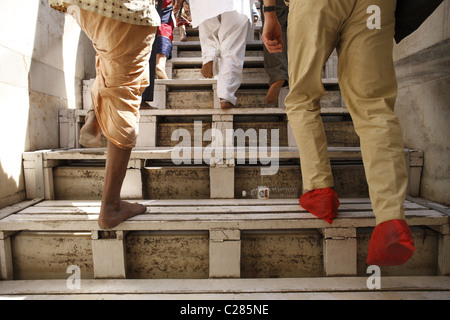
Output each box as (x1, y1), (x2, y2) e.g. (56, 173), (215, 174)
(261, 18), (284, 53)
(262, 36), (283, 53)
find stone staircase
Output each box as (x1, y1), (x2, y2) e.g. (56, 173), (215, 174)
(0, 25), (449, 300)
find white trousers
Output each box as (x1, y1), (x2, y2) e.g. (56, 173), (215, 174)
(199, 11), (249, 105)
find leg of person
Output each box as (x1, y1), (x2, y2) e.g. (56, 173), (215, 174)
(155, 53), (169, 79)
(286, 0), (350, 223)
(98, 141), (146, 229)
(261, 0), (289, 104)
(199, 17), (220, 78)
(179, 24), (187, 41)
(337, 0), (414, 265)
(79, 109), (102, 148)
(76, 8), (156, 229)
(217, 11), (250, 107)
(155, 1), (174, 80)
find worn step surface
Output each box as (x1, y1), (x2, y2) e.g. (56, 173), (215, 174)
(1, 277), (450, 300)
(21, 147), (423, 200)
(1, 197), (448, 280)
(1, 198), (446, 232)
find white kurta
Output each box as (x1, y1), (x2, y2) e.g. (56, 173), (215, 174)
(190, 0), (254, 28)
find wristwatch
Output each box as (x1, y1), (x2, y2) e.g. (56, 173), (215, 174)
(263, 6), (276, 12)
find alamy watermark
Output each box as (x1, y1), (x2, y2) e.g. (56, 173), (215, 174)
(170, 121), (280, 175)
(367, 5), (381, 30)
(66, 265), (81, 290)
(366, 265), (381, 290)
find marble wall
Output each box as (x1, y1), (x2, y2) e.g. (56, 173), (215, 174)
(0, 0), (89, 207)
(394, 0), (450, 205)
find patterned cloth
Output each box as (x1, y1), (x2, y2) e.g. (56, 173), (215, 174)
(173, 0), (191, 26)
(48, 0), (160, 26)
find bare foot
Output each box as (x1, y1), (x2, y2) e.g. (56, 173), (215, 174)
(201, 61), (214, 78)
(98, 200), (146, 229)
(220, 100), (235, 109)
(155, 54), (169, 79)
(265, 79), (285, 104)
(80, 110), (102, 148)
(155, 65), (168, 79)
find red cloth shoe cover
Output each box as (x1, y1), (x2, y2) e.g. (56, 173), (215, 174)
(299, 188), (340, 224)
(367, 219), (415, 266)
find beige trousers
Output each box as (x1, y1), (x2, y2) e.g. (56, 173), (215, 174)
(71, 7), (157, 149)
(286, 0), (408, 225)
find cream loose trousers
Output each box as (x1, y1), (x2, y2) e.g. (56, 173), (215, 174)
(286, 0), (408, 225)
(70, 6), (157, 149)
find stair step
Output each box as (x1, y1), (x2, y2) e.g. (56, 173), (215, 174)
(152, 81), (342, 109)
(23, 146), (363, 162)
(168, 56), (265, 67)
(59, 106), (353, 149)
(22, 147), (423, 200)
(171, 40), (264, 58)
(1, 277), (449, 300)
(1, 198), (446, 232)
(141, 164), (368, 200)
(1, 198), (448, 280)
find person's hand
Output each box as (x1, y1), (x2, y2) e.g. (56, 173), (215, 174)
(262, 12), (283, 53)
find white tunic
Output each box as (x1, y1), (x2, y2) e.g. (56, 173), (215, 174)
(190, 0), (254, 28)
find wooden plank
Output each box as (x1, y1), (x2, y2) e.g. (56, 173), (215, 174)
(16, 202), (426, 215)
(3, 291), (448, 300)
(209, 230), (241, 278)
(438, 233), (450, 276)
(27, 145), (419, 164)
(92, 238), (127, 279)
(0, 237), (13, 280)
(167, 56), (264, 67)
(0, 210), (446, 232)
(0, 198), (44, 220)
(171, 68), (268, 82)
(140, 107), (348, 116)
(322, 228), (357, 276)
(33, 197), (373, 208)
(37, 146), (363, 161)
(1, 277), (449, 295)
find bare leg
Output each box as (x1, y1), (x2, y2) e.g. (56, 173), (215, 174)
(179, 25), (187, 41)
(155, 53), (169, 79)
(265, 79), (284, 104)
(79, 110), (102, 148)
(98, 140), (146, 229)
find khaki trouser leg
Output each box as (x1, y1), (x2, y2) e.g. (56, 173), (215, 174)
(286, 0), (350, 191)
(337, 0), (407, 225)
(286, 0), (407, 225)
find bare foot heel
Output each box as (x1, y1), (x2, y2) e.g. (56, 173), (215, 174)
(98, 201), (146, 229)
(265, 79), (285, 105)
(220, 99), (235, 109)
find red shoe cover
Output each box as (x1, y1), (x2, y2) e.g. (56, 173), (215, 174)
(299, 188), (340, 224)
(367, 219), (415, 266)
